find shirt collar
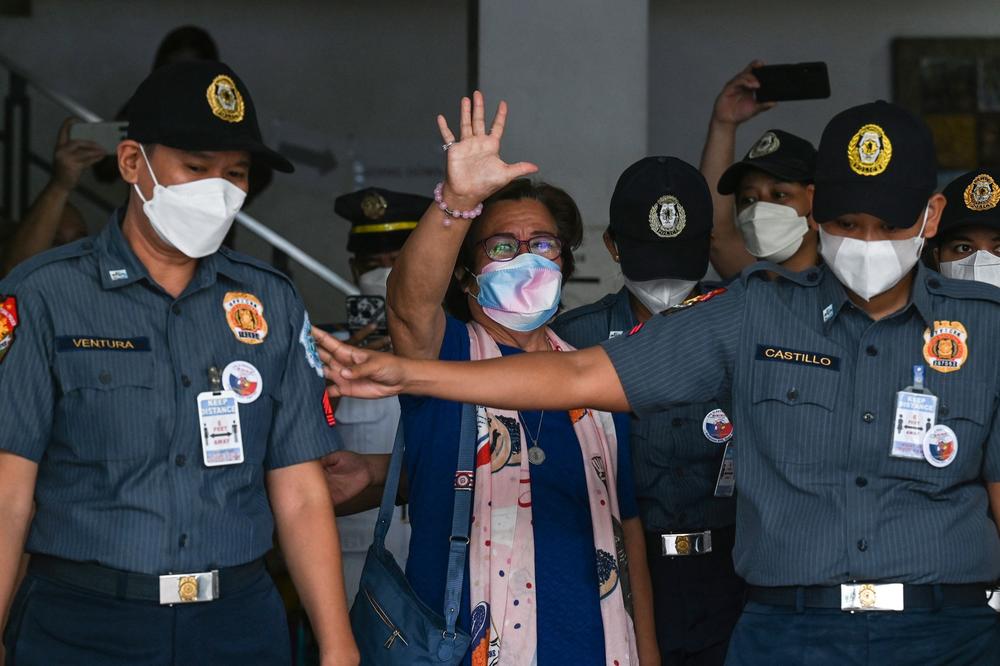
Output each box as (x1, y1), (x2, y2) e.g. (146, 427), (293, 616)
(819, 262), (935, 334)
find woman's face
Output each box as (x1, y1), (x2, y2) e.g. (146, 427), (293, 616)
(468, 199), (563, 274)
(736, 170), (814, 217)
(935, 226), (1000, 264)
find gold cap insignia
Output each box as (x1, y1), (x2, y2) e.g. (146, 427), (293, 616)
(963, 174), (1000, 211)
(748, 131), (781, 159)
(649, 195), (686, 238)
(848, 123), (892, 176)
(360, 192), (389, 221)
(206, 75), (245, 123)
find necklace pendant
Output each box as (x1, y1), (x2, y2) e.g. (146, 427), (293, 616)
(528, 446), (546, 465)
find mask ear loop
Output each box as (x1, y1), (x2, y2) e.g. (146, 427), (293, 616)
(132, 144), (161, 204)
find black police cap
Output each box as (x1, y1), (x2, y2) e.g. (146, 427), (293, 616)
(938, 169), (1000, 239)
(609, 156), (712, 281)
(813, 101), (936, 229)
(335, 187), (432, 255)
(126, 60), (293, 173)
(717, 129), (816, 195)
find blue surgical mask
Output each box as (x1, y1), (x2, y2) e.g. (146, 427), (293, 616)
(475, 253), (563, 332)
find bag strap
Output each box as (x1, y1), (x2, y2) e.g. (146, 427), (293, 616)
(443, 402), (476, 635)
(371, 420), (406, 549)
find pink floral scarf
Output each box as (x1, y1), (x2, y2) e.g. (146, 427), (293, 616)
(465, 322), (638, 665)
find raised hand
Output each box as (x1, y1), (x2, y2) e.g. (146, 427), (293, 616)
(51, 118), (106, 192)
(711, 61), (776, 127)
(313, 327), (408, 400)
(438, 90), (539, 207)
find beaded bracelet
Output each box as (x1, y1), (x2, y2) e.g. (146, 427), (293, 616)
(433, 182), (484, 227)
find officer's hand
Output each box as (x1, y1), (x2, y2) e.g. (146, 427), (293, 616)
(51, 118), (106, 193)
(313, 327), (407, 400)
(711, 60), (777, 127)
(321, 451), (374, 506)
(437, 90), (538, 210)
(346, 323), (392, 352)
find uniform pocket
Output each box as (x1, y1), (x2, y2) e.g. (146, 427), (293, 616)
(750, 365), (840, 464)
(53, 353), (156, 460)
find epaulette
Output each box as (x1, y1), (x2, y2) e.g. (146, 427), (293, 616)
(217, 246), (296, 289)
(556, 292), (618, 324)
(740, 260), (823, 288)
(660, 287), (727, 316)
(925, 271), (1000, 306)
(0, 237), (95, 288)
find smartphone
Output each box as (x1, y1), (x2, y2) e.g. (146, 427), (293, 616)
(346, 295), (388, 335)
(69, 121), (129, 153)
(753, 62), (830, 102)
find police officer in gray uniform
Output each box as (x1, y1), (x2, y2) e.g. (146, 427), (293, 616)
(552, 156), (743, 665)
(0, 61), (358, 665)
(315, 100), (1000, 665)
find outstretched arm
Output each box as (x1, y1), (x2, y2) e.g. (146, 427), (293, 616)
(314, 326), (630, 413)
(699, 61), (775, 279)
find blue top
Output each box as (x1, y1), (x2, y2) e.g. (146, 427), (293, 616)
(604, 262), (1000, 586)
(553, 287), (736, 532)
(0, 214), (341, 574)
(401, 316), (638, 665)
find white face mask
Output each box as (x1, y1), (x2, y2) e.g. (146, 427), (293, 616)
(736, 201), (809, 263)
(818, 207), (929, 302)
(623, 276), (697, 314)
(939, 250), (1000, 288)
(358, 266), (391, 298)
(133, 145), (247, 258)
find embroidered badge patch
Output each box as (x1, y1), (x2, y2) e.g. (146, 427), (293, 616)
(0, 296), (18, 364)
(649, 195), (686, 238)
(755, 344), (841, 370)
(299, 312), (323, 377)
(848, 123), (892, 176)
(963, 174), (1000, 211)
(923, 320), (968, 373)
(748, 131), (780, 159)
(222, 360), (263, 404)
(224, 292), (268, 345)
(702, 408), (734, 444)
(206, 74), (245, 123)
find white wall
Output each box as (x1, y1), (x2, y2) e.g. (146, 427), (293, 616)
(649, 0), (1000, 166)
(479, 0), (649, 307)
(0, 0), (467, 323)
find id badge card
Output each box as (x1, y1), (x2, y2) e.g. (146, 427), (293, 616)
(890, 365), (938, 461)
(714, 441), (735, 497)
(197, 390), (245, 466)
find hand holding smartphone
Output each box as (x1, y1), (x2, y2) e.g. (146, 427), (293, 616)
(752, 62), (830, 103)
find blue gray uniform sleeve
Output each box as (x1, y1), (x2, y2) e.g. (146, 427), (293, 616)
(0, 285), (55, 462)
(601, 285), (745, 417)
(264, 294), (343, 469)
(983, 402), (1000, 483)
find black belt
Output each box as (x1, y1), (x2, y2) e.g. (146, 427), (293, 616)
(29, 554), (265, 603)
(748, 583), (989, 610)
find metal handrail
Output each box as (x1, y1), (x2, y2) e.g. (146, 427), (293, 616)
(0, 52), (358, 295)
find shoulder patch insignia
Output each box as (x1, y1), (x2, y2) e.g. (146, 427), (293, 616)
(923, 320), (968, 373)
(299, 312), (323, 377)
(662, 287), (727, 316)
(0, 296), (18, 364)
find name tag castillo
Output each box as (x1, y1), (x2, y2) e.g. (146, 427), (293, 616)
(56, 336), (151, 352)
(755, 345), (841, 371)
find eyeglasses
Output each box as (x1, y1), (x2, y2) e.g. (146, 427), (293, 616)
(480, 234), (563, 262)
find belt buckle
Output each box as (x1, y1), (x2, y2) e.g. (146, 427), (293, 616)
(840, 583), (904, 612)
(159, 570), (219, 605)
(661, 530), (712, 556)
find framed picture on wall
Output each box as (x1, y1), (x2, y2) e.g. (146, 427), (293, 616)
(894, 38), (1000, 170)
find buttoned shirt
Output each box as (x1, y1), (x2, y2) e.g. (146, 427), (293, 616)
(603, 263), (1000, 586)
(553, 287), (736, 532)
(0, 214), (341, 574)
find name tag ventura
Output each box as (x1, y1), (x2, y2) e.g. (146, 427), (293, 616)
(754, 345), (841, 370)
(56, 336), (151, 352)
